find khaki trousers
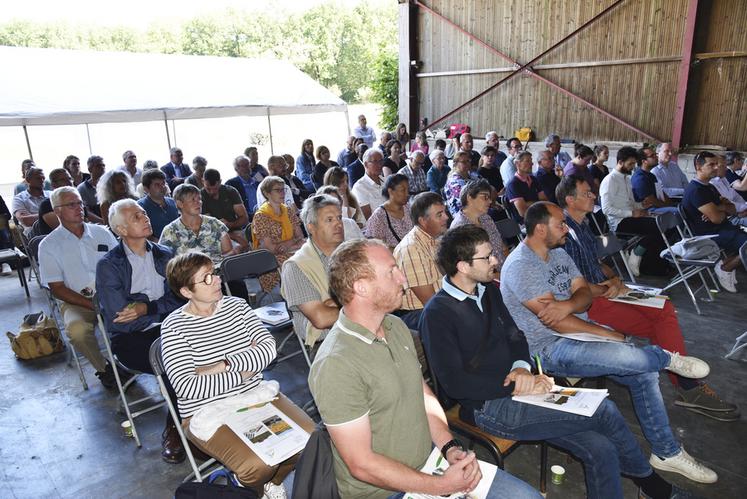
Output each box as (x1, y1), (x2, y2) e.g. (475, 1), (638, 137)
(58, 301), (107, 372)
(183, 393), (315, 494)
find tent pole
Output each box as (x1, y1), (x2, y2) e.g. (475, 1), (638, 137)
(85, 124), (93, 155)
(344, 106), (351, 136)
(266, 108), (274, 155)
(163, 112), (172, 150)
(22, 125), (33, 161)
(172, 120), (177, 147)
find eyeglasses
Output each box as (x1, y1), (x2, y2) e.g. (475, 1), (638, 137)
(192, 272), (221, 286)
(58, 201), (84, 209)
(470, 251), (497, 262)
(270, 188), (285, 193)
(576, 191), (595, 199)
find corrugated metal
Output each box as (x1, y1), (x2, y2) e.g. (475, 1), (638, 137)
(413, 0), (747, 149)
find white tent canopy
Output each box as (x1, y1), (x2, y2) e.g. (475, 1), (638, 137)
(0, 46), (347, 126)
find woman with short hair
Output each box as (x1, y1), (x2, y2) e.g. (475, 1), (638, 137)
(312, 145), (338, 189)
(363, 173), (413, 249)
(161, 250), (314, 498)
(383, 139), (406, 176)
(251, 176), (305, 292)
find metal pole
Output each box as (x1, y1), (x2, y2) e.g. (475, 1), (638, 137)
(85, 124), (93, 155)
(172, 120), (177, 147)
(266, 108), (274, 155)
(22, 125), (33, 161)
(671, 0), (699, 150)
(163, 111), (172, 150)
(344, 106), (351, 136)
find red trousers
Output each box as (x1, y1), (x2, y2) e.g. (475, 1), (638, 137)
(588, 297), (686, 386)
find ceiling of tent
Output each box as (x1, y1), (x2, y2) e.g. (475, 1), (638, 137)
(0, 46), (347, 126)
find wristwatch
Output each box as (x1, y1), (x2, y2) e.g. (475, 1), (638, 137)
(441, 439), (463, 459)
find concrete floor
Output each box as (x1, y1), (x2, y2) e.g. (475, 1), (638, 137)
(0, 265), (745, 498)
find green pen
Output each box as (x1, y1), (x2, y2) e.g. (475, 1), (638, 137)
(535, 354), (543, 376)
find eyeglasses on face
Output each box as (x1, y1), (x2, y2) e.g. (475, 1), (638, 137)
(192, 271), (221, 286)
(470, 251), (497, 262)
(58, 200), (84, 209)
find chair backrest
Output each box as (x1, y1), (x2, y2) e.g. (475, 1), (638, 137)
(595, 233), (624, 259)
(656, 211), (681, 234)
(220, 249), (279, 282)
(149, 336), (165, 377)
(28, 235), (45, 262)
(677, 203), (696, 237)
(740, 241), (747, 271)
(494, 218), (521, 240)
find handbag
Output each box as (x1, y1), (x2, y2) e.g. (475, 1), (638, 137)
(175, 469), (258, 499)
(6, 312), (65, 360)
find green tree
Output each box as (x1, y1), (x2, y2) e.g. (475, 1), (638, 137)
(370, 50), (398, 130)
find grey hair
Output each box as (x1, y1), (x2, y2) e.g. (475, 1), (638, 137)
(172, 183), (200, 203)
(429, 149), (446, 161)
(300, 194), (340, 228)
(485, 131), (498, 141)
(170, 147), (182, 155)
(409, 150), (425, 161)
(233, 155), (250, 169)
(362, 148), (383, 164)
(544, 134), (560, 147)
(143, 160), (159, 170)
(50, 186), (80, 209)
(192, 156), (207, 168)
(96, 169), (136, 204)
(122, 150), (135, 161)
(108, 198), (140, 234)
(655, 142), (670, 154)
(316, 185), (342, 202)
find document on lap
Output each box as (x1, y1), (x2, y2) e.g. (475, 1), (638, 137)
(513, 385), (609, 417)
(404, 447), (498, 499)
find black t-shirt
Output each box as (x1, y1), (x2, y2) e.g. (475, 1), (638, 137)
(478, 166), (504, 194)
(682, 179), (730, 234)
(201, 185), (243, 223)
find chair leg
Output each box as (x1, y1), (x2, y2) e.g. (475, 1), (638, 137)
(725, 331), (747, 360)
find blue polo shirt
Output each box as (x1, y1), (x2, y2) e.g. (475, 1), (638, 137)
(535, 168), (560, 203)
(631, 168), (658, 202)
(138, 196), (179, 239)
(505, 174), (541, 204)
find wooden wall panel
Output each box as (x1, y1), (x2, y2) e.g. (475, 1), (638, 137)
(411, 0), (747, 149)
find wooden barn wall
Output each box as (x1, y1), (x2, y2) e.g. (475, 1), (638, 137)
(684, 0), (747, 149)
(414, 0), (739, 147)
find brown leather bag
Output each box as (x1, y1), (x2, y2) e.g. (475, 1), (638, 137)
(6, 313), (65, 360)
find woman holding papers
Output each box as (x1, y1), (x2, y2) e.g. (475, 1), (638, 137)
(161, 251), (314, 498)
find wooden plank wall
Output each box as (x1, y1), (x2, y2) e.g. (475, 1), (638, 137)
(415, 0), (746, 149)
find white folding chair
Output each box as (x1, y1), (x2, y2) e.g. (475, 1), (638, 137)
(93, 296), (165, 447)
(725, 242), (747, 360)
(149, 338), (222, 482)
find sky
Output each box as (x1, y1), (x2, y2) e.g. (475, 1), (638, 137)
(2, 0), (350, 25)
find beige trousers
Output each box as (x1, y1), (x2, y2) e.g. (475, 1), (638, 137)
(58, 301), (107, 372)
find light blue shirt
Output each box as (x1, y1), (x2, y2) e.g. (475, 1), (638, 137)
(652, 161), (688, 198)
(39, 223), (118, 293)
(500, 156), (517, 186)
(441, 276), (532, 372)
(123, 242), (165, 302)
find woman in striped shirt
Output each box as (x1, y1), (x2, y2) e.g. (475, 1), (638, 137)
(162, 251), (314, 498)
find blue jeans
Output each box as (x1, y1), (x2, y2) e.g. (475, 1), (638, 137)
(387, 465), (541, 499)
(538, 338), (681, 459)
(473, 397), (651, 499)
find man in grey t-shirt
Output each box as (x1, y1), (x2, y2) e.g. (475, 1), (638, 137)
(500, 202), (717, 484)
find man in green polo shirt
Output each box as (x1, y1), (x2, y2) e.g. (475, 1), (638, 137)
(309, 239), (539, 499)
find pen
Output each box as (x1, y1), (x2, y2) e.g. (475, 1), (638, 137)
(535, 354), (543, 376)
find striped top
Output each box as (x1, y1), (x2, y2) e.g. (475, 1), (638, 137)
(161, 296), (276, 417)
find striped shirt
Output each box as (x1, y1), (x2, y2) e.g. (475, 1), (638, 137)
(393, 226), (443, 310)
(161, 296), (276, 418)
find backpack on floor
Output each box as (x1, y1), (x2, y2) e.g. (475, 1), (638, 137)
(175, 469), (258, 499)
(6, 312), (64, 360)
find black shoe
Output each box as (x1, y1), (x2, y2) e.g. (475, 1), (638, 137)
(161, 423), (186, 464)
(682, 407), (741, 422)
(95, 365), (117, 389)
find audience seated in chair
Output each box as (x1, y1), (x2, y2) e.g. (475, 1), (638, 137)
(256, 156), (297, 211)
(345, 143), (368, 189)
(478, 145), (505, 196)
(96, 198), (186, 463)
(161, 251), (314, 497)
(138, 169), (179, 241)
(38, 186), (120, 388)
(399, 150), (428, 195)
(161, 147), (192, 190)
(77, 155), (106, 223)
(118, 150), (143, 186)
(710, 154), (747, 227)
(682, 151), (747, 293)
(499, 202), (717, 484)
(535, 149), (561, 204)
(97, 169), (138, 227)
(652, 143), (689, 198)
(280, 194), (344, 356)
(600, 146), (669, 277)
(13, 159), (36, 196)
(63, 155), (90, 188)
(499, 137), (523, 186)
(392, 192), (449, 329)
(281, 153), (312, 209)
(251, 176), (306, 293)
(351, 148), (386, 220)
(631, 146), (678, 215)
(724, 151), (747, 200)
(201, 168), (249, 252)
(316, 186), (363, 240)
(363, 174), (413, 250)
(557, 175), (738, 421)
(382, 139), (406, 176)
(562, 145), (596, 195)
(426, 149), (450, 195)
(12, 167), (50, 235)
(296, 139), (316, 192)
(421, 225), (694, 499)
(35, 168), (78, 236)
(449, 179), (507, 276)
(444, 150), (474, 215)
(589, 144), (610, 193)
(322, 166), (366, 228)
(312, 145), (338, 190)
(185, 155), (207, 189)
(545, 133), (572, 171)
(225, 154), (269, 221)
(309, 238), (541, 499)
(336, 135), (359, 170)
(504, 151), (547, 224)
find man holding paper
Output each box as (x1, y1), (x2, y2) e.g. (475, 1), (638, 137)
(309, 239), (540, 499)
(557, 175), (738, 421)
(500, 202), (717, 485)
(421, 225), (692, 499)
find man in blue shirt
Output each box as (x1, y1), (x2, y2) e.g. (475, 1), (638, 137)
(631, 146), (678, 215)
(421, 225), (693, 499)
(225, 155), (268, 219)
(534, 150), (560, 204)
(652, 143), (689, 198)
(138, 169), (179, 240)
(504, 151), (546, 223)
(682, 152), (747, 292)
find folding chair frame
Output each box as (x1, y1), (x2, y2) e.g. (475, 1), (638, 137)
(94, 296), (165, 447)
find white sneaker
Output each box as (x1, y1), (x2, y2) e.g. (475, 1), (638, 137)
(715, 264), (737, 293)
(649, 447), (718, 483)
(627, 250), (642, 277)
(0, 263), (11, 276)
(262, 482), (287, 499)
(665, 351), (709, 379)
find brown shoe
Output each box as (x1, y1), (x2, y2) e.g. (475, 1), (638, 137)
(161, 423), (186, 464)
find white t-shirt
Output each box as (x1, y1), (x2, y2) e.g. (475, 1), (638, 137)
(351, 174), (385, 214)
